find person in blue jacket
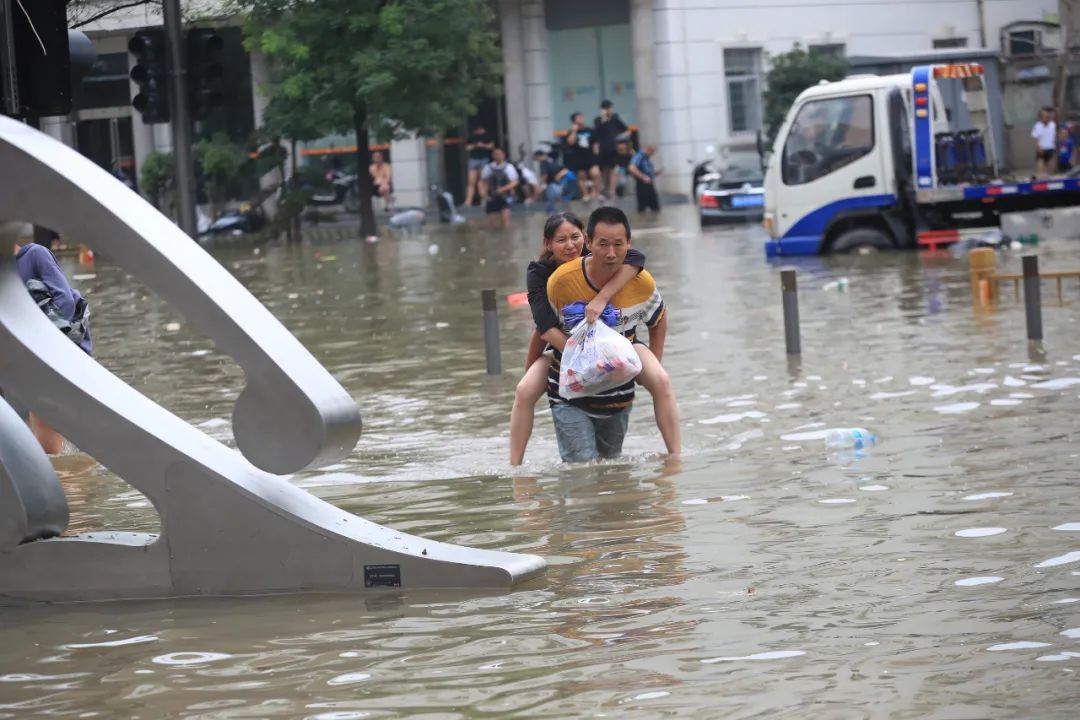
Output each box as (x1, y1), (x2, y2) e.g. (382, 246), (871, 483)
(12, 235), (92, 453)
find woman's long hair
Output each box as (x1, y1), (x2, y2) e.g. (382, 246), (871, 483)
(539, 212), (585, 261)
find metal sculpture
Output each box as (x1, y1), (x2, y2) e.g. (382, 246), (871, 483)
(0, 117), (544, 602)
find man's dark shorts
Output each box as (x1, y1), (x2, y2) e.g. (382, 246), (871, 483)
(551, 403), (630, 463)
(567, 151), (597, 173)
(486, 195), (511, 213)
(597, 149), (620, 170)
(1037, 149), (1054, 163)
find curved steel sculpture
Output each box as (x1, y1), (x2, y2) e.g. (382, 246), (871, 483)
(0, 117), (544, 602)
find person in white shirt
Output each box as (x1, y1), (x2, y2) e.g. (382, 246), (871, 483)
(1032, 107), (1057, 178)
(480, 148), (520, 228)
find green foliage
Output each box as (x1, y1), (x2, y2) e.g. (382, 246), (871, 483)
(140, 150), (175, 208)
(232, 0), (503, 233)
(237, 0), (501, 135)
(763, 45), (847, 143)
(193, 133), (251, 210)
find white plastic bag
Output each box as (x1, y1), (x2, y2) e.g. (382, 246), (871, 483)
(559, 320), (642, 399)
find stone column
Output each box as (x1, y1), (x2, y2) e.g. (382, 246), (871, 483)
(129, 72), (161, 186)
(652, 3), (694, 198)
(390, 135), (428, 208)
(249, 50), (272, 131)
(521, 0), (552, 155)
(498, 0), (530, 154)
(39, 116), (75, 147)
(631, 0), (659, 155)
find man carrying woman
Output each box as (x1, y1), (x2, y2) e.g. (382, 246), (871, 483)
(509, 208), (680, 465)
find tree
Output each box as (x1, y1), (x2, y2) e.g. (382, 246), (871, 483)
(193, 133), (250, 218)
(763, 45), (847, 143)
(233, 0), (503, 236)
(69, 1), (158, 30)
(140, 150), (175, 210)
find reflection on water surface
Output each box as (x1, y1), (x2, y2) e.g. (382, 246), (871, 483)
(1, 206), (1078, 718)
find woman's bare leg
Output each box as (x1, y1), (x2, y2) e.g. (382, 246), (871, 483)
(465, 168), (479, 206)
(510, 356), (552, 465)
(30, 412), (65, 455)
(634, 346), (681, 456)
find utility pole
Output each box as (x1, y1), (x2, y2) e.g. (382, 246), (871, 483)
(1059, 0), (1080, 120)
(163, 0), (196, 238)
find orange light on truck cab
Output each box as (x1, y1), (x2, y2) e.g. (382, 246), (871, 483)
(914, 82), (927, 92)
(915, 109), (929, 118)
(933, 63), (984, 78)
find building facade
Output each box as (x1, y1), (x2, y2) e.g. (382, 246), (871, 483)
(498, 0), (1060, 197)
(56, 0), (1062, 208)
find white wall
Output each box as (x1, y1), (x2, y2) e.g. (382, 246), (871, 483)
(650, 0), (1059, 194)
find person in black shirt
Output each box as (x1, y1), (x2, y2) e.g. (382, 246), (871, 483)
(465, 126), (494, 207)
(564, 112), (601, 202)
(508, 210), (681, 465)
(593, 99), (629, 200)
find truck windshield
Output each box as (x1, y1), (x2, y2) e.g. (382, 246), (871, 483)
(782, 94), (874, 185)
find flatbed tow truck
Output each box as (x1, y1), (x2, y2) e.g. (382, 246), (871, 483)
(763, 63), (1080, 256)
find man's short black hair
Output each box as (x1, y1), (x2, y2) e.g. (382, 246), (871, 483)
(587, 205), (631, 241)
(600, 99), (613, 110)
(570, 111), (583, 123)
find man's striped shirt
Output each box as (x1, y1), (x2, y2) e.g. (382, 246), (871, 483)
(545, 256), (665, 415)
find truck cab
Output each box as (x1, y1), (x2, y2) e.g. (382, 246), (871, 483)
(761, 64), (1050, 256)
(764, 74), (937, 254)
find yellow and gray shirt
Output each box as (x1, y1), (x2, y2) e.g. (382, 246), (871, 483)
(545, 257), (665, 415)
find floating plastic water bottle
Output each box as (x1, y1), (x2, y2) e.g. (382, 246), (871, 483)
(824, 428), (877, 450)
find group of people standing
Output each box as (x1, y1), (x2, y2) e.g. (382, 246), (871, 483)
(463, 99), (662, 227)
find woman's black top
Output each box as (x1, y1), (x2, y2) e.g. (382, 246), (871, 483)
(525, 248), (646, 334)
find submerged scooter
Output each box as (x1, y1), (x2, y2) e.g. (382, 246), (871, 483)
(307, 169), (360, 211)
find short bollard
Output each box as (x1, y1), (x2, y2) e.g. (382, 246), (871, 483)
(1022, 255), (1043, 342)
(781, 269), (801, 355)
(968, 247), (997, 305)
(481, 289), (502, 375)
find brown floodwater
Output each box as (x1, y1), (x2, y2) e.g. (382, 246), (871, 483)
(1, 204), (1078, 718)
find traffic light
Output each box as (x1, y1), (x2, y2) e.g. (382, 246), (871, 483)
(128, 29), (169, 124)
(0, 0), (93, 118)
(186, 29), (223, 121)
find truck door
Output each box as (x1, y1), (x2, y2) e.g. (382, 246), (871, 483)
(887, 87), (920, 246)
(776, 93), (889, 250)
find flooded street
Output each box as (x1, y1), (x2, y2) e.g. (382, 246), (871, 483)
(2, 204), (1079, 718)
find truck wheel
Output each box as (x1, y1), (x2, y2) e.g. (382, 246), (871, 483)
(831, 227), (893, 254)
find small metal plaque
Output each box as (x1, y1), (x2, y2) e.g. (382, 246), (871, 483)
(364, 564), (401, 588)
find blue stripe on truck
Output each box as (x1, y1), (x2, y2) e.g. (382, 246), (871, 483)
(765, 193), (897, 257)
(912, 66), (934, 189)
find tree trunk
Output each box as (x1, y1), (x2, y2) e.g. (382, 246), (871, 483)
(288, 137), (300, 244)
(352, 102), (377, 237)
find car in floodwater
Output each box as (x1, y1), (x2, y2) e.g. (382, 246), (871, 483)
(698, 157), (765, 225)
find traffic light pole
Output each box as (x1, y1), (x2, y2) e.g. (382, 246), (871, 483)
(163, 0), (196, 238)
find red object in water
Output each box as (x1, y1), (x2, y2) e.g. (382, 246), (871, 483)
(507, 291), (529, 306)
